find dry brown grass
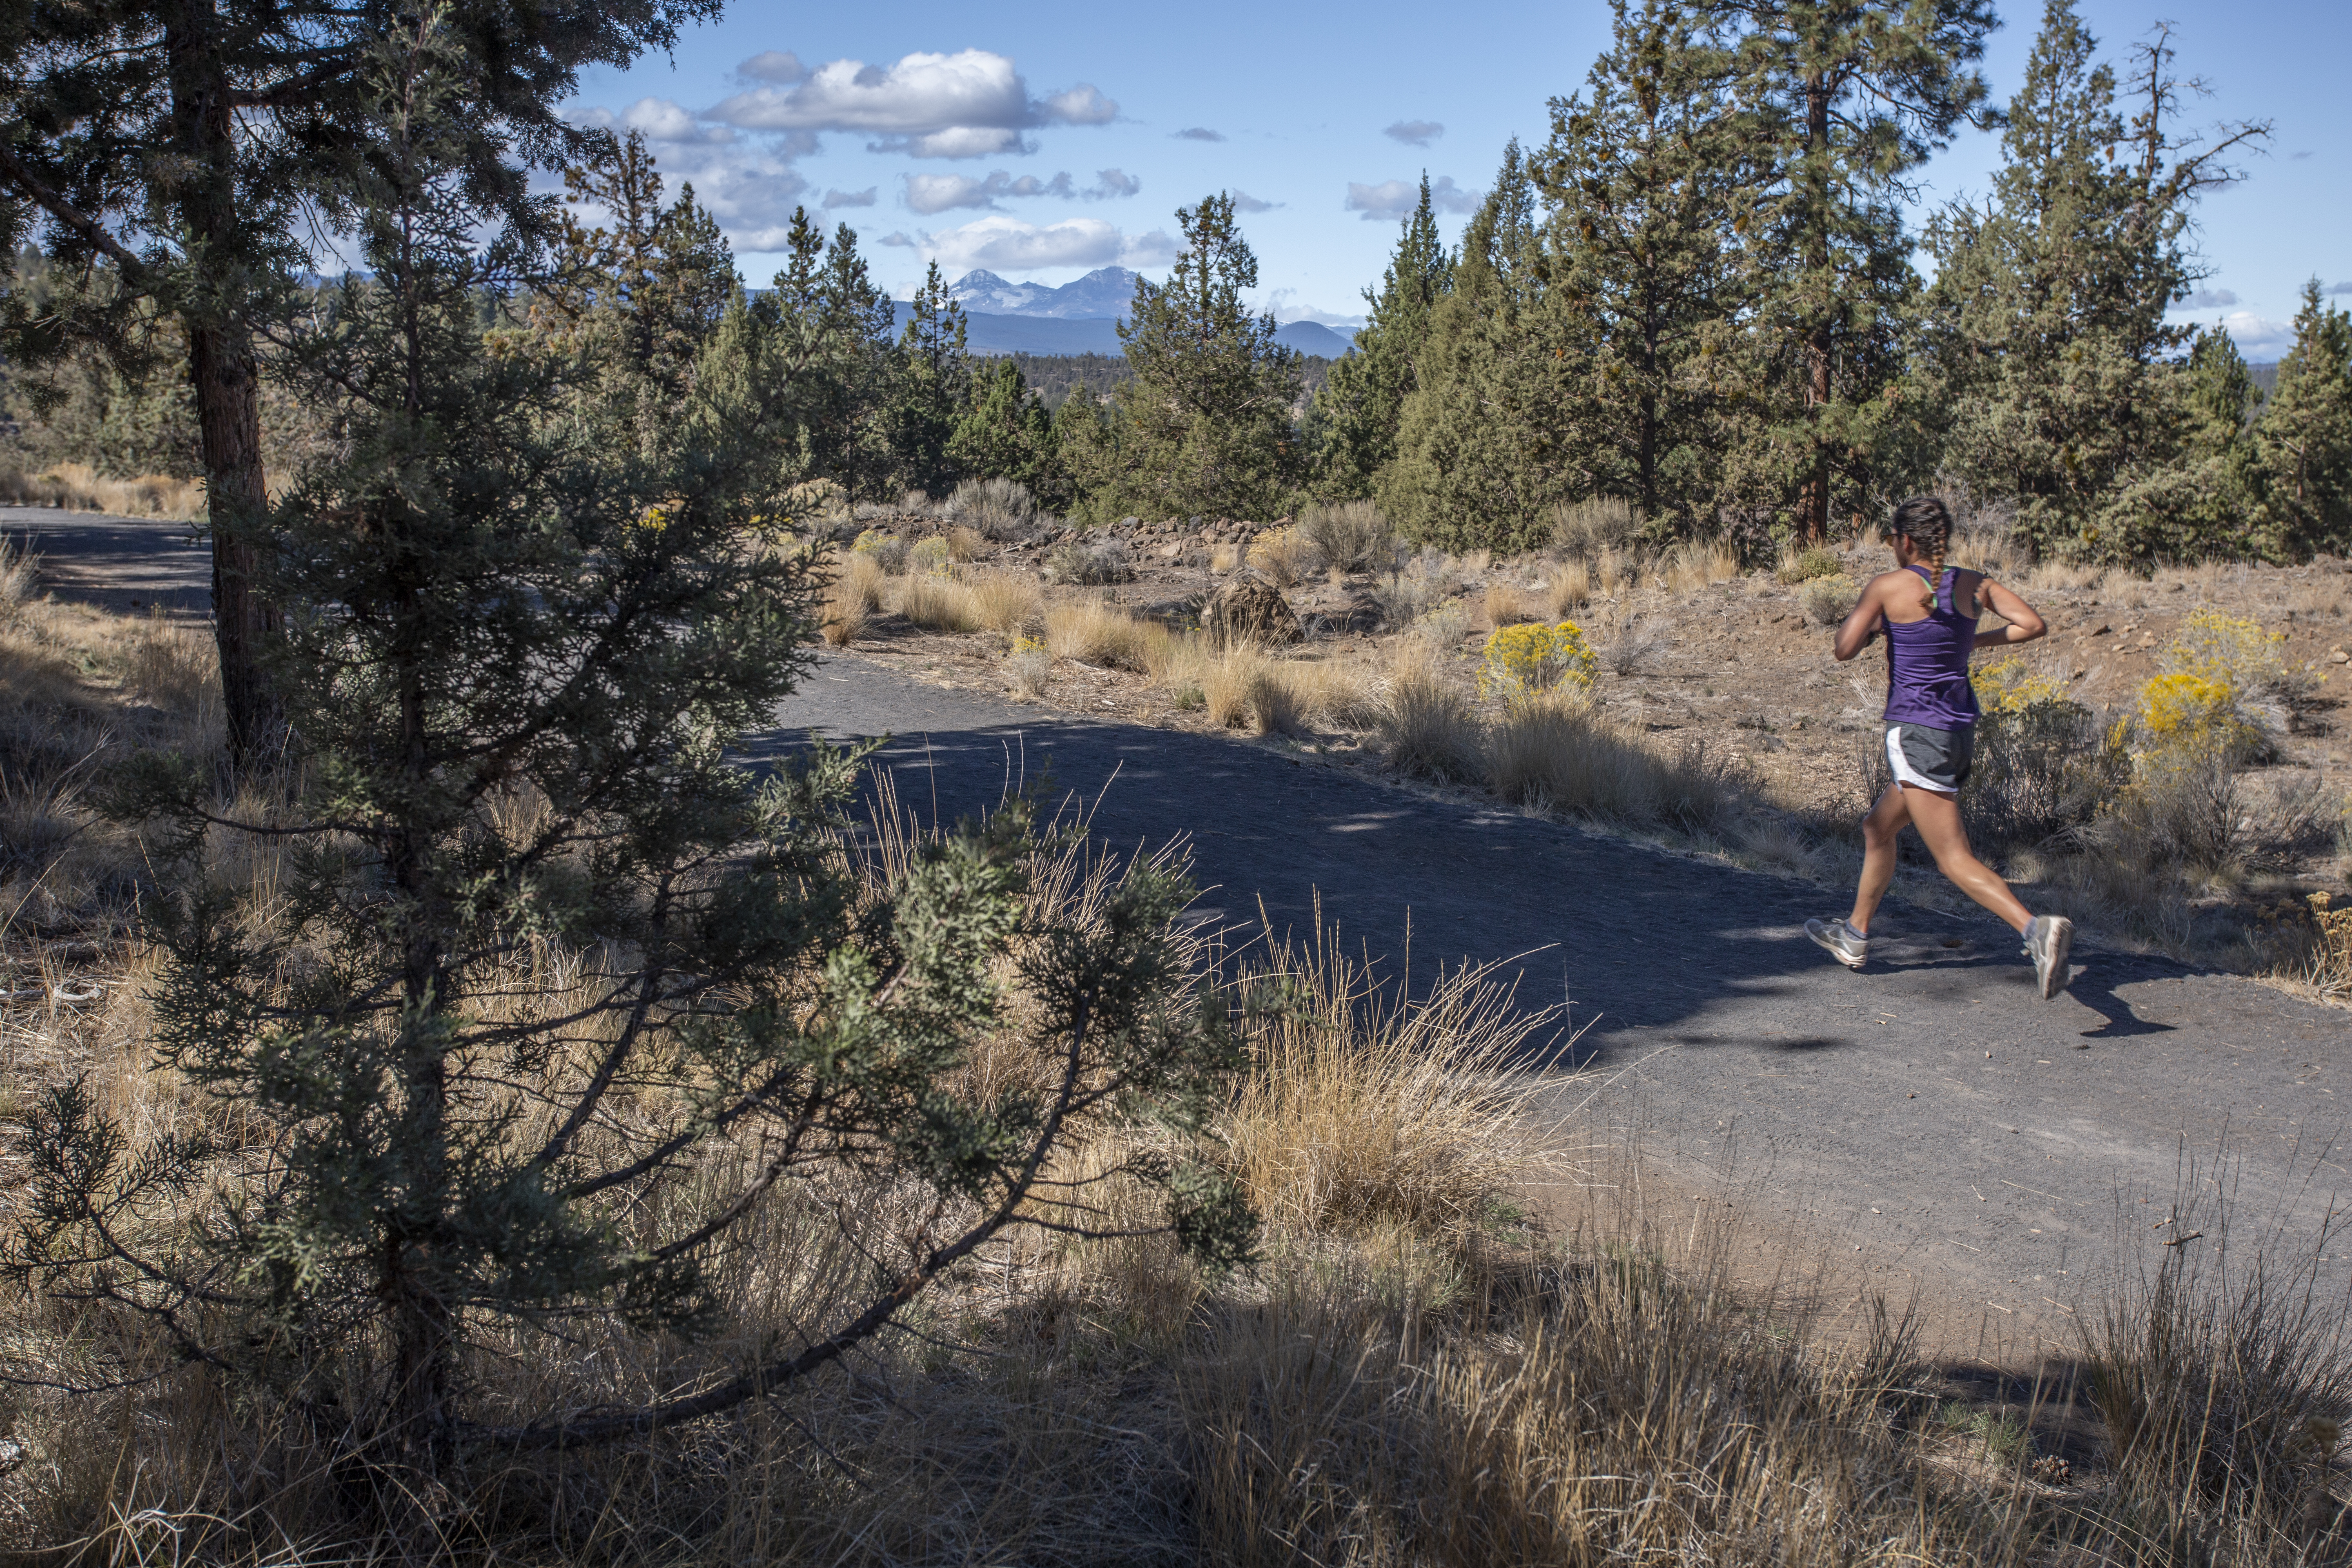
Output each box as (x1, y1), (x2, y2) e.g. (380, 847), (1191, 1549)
(1483, 579), (1531, 628)
(0, 462), (205, 520)
(899, 575), (982, 633)
(1542, 558), (1590, 617)
(946, 524), (987, 562)
(1486, 689), (1749, 832)
(1663, 537), (1742, 592)
(1045, 597), (1165, 670)
(967, 569), (1043, 633)
(1246, 527), (1316, 589)
(1378, 657), (1485, 783)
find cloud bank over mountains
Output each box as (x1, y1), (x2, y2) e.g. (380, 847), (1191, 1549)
(704, 49), (1116, 159)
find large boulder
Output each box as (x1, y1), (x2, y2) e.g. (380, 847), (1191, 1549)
(1206, 572), (1303, 646)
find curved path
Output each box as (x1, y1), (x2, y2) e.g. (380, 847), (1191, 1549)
(759, 654), (2352, 1351)
(20, 510), (2345, 1349)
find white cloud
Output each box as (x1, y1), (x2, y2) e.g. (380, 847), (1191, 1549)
(905, 169), (1084, 213)
(915, 214), (1174, 273)
(737, 51), (807, 85)
(617, 97), (735, 146)
(1230, 190), (1280, 213)
(1039, 85), (1117, 125)
(1175, 126), (1225, 142)
(879, 232), (919, 247)
(1086, 167), (1140, 200)
(2215, 310), (2295, 359)
(1384, 119), (1444, 146)
(1345, 174), (1478, 220)
(824, 186), (878, 208)
(705, 50), (1117, 160)
(2328, 281), (2352, 296)
(2175, 287), (2238, 309)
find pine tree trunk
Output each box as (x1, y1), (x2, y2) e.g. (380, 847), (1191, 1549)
(163, 3), (282, 760)
(1799, 72), (1834, 543)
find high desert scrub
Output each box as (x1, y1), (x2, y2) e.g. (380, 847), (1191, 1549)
(0, 461), (205, 520)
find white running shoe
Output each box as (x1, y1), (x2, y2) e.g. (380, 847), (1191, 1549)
(1805, 917), (1869, 971)
(2025, 915), (2074, 1000)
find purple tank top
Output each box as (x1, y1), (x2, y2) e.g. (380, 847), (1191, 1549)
(1882, 566), (1978, 731)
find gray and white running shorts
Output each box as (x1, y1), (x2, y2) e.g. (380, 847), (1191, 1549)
(1885, 722), (1973, 794)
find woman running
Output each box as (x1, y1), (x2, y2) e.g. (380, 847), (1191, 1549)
(1804, 496), (2075, 999)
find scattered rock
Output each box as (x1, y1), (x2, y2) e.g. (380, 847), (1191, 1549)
(1205, 572), (1303, 646)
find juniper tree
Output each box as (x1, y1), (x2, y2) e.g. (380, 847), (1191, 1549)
(1718, 0), (2000, 539)
(1310, 176), (1454, 499)
(2252, 281), (2352, 556)
(1383, 143), (1585, 553)
(744, 209), (898, 499)
(1920, 3), (2269, 560)
(4, 21), (1251, 1510)
(1099, 193), (1303, 521)
(1537, 0), (1752, 530)
(950, 356), (1062, 502)
(0, 0), (717, 757)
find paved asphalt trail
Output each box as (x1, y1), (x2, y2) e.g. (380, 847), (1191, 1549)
(20, 510), (2347, 1347)
(760, 652), (2352, 1349)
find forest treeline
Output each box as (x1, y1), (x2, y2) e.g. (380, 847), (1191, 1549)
(7, 0), (2350, 577)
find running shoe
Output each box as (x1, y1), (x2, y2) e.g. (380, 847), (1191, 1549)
(1805, 917), (1869, 971)
(2024, 915), (2074, 1000)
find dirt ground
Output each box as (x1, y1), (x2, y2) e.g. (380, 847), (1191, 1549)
(837, 511), (2352, 846)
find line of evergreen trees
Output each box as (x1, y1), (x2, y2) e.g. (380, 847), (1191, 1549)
(1333, 0), (2352, 563)
(10, 0), (2350, 580)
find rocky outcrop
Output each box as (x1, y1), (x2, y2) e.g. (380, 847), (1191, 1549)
(1205, 572), (1303, 646)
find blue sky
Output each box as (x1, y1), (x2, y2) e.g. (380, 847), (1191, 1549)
(564, 0), (2351, 357)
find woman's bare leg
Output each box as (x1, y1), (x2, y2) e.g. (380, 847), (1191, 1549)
(1848, 786), (1908, 935)
(1895, 785), (2033, 933)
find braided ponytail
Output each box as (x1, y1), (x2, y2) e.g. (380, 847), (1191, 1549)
(1889, 496), (1953, 610)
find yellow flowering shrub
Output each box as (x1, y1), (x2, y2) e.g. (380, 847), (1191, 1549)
(852, 530), (909, 574)
(1246, 525), (1317, 588)
(1478, 621), (1599, 700)
(908, 535), (952, 575)
(632, 503), (672, 535)
(1971, 655), (2068, 716)
(2158, 608), (2287, 695)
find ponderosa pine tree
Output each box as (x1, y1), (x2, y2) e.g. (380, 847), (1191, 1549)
(1719, 0), (2000, 539)
(1309, 176), (1454, 499)
(541, 129), (735, 409)
(0, 0), (717, 757)
(1538, 0), (1751, 530)
(8, 20), (1251, 1517)
(1099, 193), (1303, 521)
(2252, 281), (2352, 555)
(886, 261), (974, 496)
(1383, 143), (1584, 553)
(744, 209), (897, 498)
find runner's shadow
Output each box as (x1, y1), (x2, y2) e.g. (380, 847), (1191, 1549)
(2067, 963), (2177, 1038)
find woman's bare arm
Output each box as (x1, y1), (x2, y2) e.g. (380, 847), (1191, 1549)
(1832, 575), (1893, 662)
(1976, 577), (2047, 646)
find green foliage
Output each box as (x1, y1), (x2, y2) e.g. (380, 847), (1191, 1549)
(1383, 143), (1584, 553)
(7, 29), (1251, 1484)
(1310, 176), (1452, 499)
(1093, 193), (1304, 522)
(1724, 0), (1999, 540)
(1537, 0), (1751, 531)
(886, 261), (973, 496)
(2252, 280), (2352, 556)
(950, 356), (1063, 504)
(739, 209), (897, 500)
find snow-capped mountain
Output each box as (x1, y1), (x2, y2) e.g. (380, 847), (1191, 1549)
(949, 267), (1140, 320)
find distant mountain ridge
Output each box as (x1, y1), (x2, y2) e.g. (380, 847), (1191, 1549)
(905, 267), (1355, 359)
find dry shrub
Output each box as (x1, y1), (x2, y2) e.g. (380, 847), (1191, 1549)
(1589, 607), (1666, 675)
(0, 537), (36, 617)
(946, 524), (987, 562)
(836, 549), (887, 612)
(899, 574), (982, 633)
(1487, 689), (1748, 832)
(1296, 499), (1394, 574)
(1246, 526), (1316, 589)
(942, 476), (1038, 538)
(1378, 660), (1483, 783)
(0, 462), (205, 520)
(1245, 664), (1304, 737)
(1776, 543), (1846, 585)
(1541, 559), (1590, 617)
(2029, 559), (2107, 593)
(1045, 598), (1163, 670)
(1202, 644), (1263, 729)
(967, 569), (1042, 633)
(1800, 574), (1858, 626)
(1593, 545), (1633, 597)
(819, 596), (863, 646)
(1002, 635), (1052, 697)
(1548, 496), (1638, 559)
(1208, 543), (1242, 575)
(1281, 657), (1384, 730)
